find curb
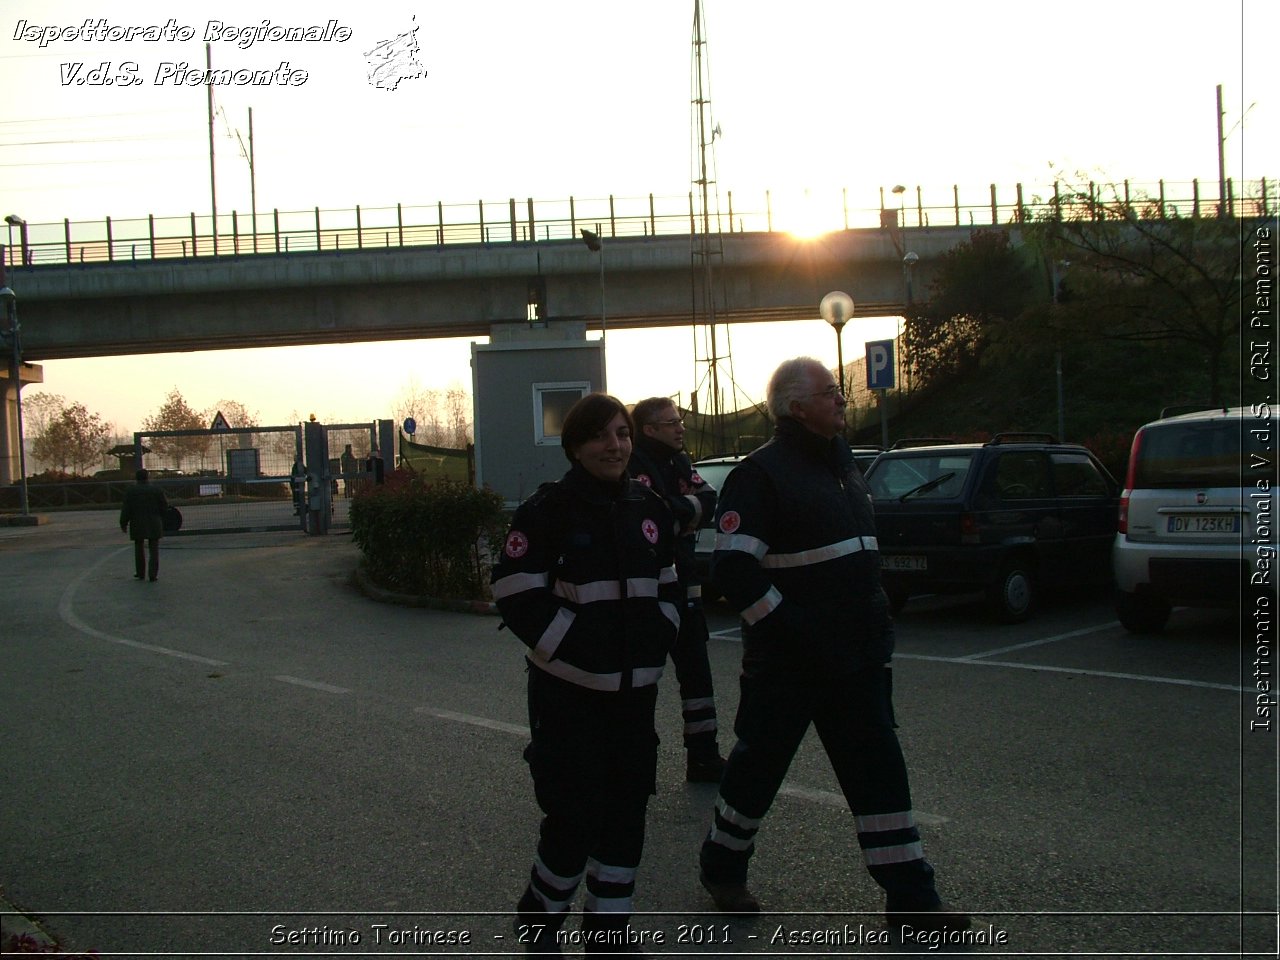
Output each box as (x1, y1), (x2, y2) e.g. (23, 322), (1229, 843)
(0, 514), (48, 526)
(1, 891), (58, 952)
(351, 562), (499, 615)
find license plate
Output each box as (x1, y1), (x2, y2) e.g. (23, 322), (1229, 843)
(1166, 514), (1239, 533)
(882, 555), (927, 571)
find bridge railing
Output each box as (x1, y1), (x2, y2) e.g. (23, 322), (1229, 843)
(2, 178), (1272, 270)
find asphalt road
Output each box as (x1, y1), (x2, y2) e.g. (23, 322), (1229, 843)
(1, 513), (1274, 958)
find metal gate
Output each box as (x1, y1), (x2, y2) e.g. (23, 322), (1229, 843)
(133, 419), (393, 536)
(301, 419), (394, 534)
(133, 423), (305, 534)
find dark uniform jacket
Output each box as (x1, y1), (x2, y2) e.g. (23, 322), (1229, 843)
(628, 436), (717, 594)
(120, 483), (169, 542)
(711, 417), (894, 676)
(491, 463), (683, 692)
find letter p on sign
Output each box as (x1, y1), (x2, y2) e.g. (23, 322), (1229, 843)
(866, 340), (895, 390)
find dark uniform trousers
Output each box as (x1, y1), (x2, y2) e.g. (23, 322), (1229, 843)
(700, 663), (941, 909)
(520, 668), (660, 937)
(133, 539), (160, 580)
(669, 598), (718, 753)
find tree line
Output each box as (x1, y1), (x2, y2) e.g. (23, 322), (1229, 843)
(23, 382), (476, 478)
(888, 173), (1251, 456)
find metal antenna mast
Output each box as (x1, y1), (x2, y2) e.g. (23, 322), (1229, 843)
(690, 0), (731, 452)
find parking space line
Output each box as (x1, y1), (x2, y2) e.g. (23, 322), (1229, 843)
(415, 706), (530, 737)
(412, 706), (951, 822)
(273, 676), (351, 695)
(896, 653), (1248, 693)
(57, 547), (230, 667)
(777, 783), (949, 824)
(959, 622), (1120, 660)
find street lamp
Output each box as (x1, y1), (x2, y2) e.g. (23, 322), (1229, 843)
(902, 251), (919, 395)
(580, 228), (607, 390)
(0, 285), (30, 516)
(5, 215), (29, 267)
(819, 290), (854, 397)
(1050, 259), (1070, 439)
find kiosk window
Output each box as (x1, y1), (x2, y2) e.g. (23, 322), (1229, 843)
(533, 382), (590, 446)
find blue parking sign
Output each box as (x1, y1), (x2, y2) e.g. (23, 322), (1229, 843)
(866, 340), (895, 390)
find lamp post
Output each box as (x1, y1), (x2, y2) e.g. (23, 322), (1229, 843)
(902, 251), (918, 395)
(5, 215), (29, 266)
(580, 228), (607, 389)
(1050, 259), (1070, 440)
(0, 284), (30, 516)
(819, 290), (854, 397)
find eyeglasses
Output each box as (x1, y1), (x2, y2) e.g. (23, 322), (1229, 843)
(651, 418), (684, 427)
(807, 385), (845, 400)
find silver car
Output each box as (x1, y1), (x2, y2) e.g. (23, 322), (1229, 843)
(1113, 406), (1273, 633)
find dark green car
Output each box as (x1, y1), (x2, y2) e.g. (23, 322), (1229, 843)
(864, 434), (1119, 622)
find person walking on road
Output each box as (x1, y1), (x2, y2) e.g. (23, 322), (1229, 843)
(119, 468), (169, 582)
(628, 396), (726, 783)
(491, 392), (682, 956)
(697, 357), (970, 939)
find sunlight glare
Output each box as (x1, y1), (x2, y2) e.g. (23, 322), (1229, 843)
(781, 188), (842, 240)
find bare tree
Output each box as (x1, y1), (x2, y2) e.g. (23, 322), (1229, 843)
(1028, 178), (1248, 405)
(202, 399), (260, 431)
(21, 392), (65, 473)
(394, 377), (473, 448)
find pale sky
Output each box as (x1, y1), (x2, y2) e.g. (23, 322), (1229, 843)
(2, 0), (1275, 433)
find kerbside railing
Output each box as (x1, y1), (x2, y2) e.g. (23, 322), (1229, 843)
(1, 178), (1273, 270)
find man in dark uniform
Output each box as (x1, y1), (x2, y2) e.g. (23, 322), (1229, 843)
(629, 396), (726, 783)
(697, 357), (969, 938)
(119, 468), (169, 582)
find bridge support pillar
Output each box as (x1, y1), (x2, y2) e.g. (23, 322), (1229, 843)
(0, 360), (42, 486)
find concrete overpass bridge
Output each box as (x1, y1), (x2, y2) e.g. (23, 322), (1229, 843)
(7, 226), (954, 361)
(4, 175), (1267, 360)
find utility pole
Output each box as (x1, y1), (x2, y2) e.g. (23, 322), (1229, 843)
(1216, 84), (1226, 218)
(207, 43), (218, 253)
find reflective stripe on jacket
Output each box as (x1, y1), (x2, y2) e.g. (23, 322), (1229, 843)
(492, 463), (682, 692)
(710, 418), (894, 672)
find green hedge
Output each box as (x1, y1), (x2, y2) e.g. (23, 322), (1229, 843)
(350, 469), (507, 601)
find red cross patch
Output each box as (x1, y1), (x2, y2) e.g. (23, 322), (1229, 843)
(504, 530), (529, 558)
(718, 510), (741, 534)
(641, 518), (660, 544)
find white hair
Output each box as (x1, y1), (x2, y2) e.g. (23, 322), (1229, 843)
(765, 357), (829, 419)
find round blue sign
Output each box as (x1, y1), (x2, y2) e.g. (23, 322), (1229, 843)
(402, 417), (417, 436)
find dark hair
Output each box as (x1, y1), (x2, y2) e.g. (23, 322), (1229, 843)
(560, 393), (633, 463)
(632, 396), (678, 428)
(135, 468), (150, 483)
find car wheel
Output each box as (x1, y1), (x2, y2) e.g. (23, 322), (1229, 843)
(884, 582), (910, 615)
(1115, 590), (1171, 634)
(988, 560), (1036, 623)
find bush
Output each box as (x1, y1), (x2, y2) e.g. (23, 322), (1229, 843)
(350, 469), (507, 600)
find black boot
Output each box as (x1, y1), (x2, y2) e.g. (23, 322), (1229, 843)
(685, 736), (726, 784)
(515, 887), (567, 956)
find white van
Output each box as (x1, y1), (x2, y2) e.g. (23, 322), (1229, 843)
(1113, 406), (1275, 633)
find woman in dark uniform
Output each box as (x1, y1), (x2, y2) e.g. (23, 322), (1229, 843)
(491, 393), (681, 955)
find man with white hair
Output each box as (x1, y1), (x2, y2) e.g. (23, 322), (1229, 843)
(697, 357), (968, 937)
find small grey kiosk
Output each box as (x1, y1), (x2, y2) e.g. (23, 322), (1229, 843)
(472, 320), (605, 506)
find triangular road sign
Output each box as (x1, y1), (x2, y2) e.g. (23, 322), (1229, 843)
(210, 411), (231, 431)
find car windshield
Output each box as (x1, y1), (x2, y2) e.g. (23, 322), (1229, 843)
(866, 453), (974, 500)
(1134, 420), (1249, 488)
